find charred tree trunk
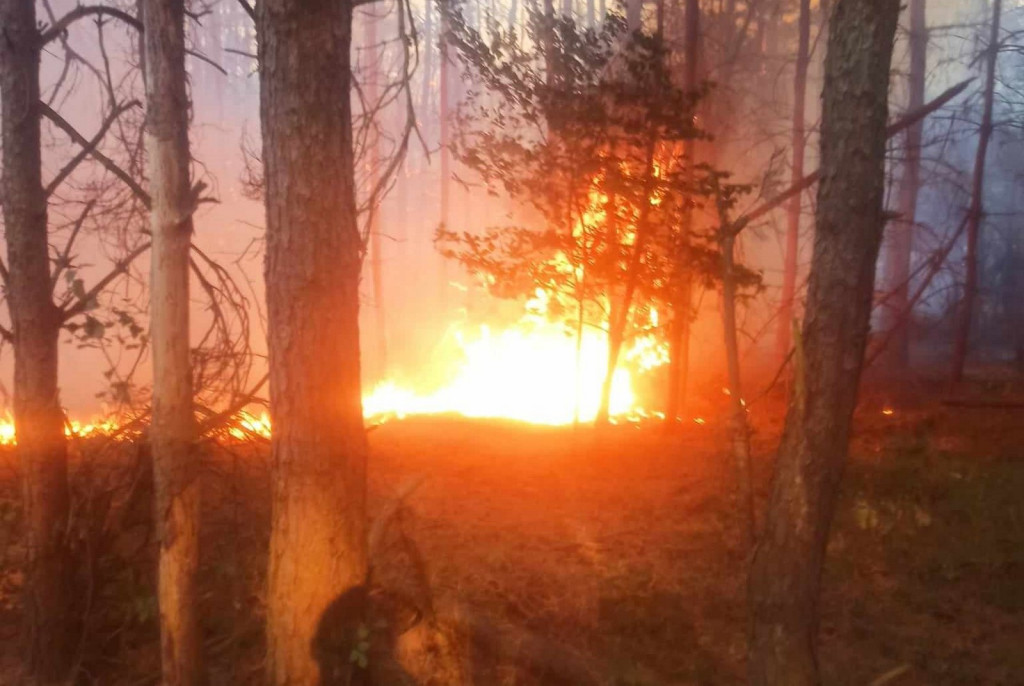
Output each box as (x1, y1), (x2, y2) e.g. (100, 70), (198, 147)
(142, 0), (200, 683)
(257, 0), (369, 682)
(775, 0), (811, 362)
(950, 0), (1001, 384)
(666, 0), (700, 423)
(0, 1), (73, 680)
(748, 1), (899, 683)
(881, 0), (926, 368)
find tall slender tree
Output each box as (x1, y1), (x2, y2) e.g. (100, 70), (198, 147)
(748, 0), (900, 683)
(882, 0), (927, 368)
(142, 0), (200, 682)
(776, 0), (811, 361)
(665, 0), (700, 422)
(951, 0), (1002, 384)
(256, 0), (369, 682)
(0, 0), (73, 679)
(365, 5), (388, 381)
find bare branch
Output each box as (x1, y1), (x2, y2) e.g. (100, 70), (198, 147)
(736, 78), (974, 233)
(39, 5), (142, 45)
(196, 373), (269, 437)
(40, 101), (152, 208)
(236, 0), (255, 21)
(45, 100), (141, 197)
(61, 242), (152, 322)
(50, 199), (97, 293)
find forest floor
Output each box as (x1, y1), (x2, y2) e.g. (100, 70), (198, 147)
(1, 374), (1023, 685)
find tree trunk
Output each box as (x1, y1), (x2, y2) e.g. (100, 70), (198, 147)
(881, 0), (926, 369)
(0, 1), (73, 681)
(142, 0), (200, 683)
(747, 1), (899, 684)
(626, 0), (642, 32)
(440, 0), (453, 309)
(366, 6), (388, 382)
(775, 0), (811, 362)
(718, 226), (755, 550)
(596, 142), (657, 425)
(950, 0), (1001, 384)
(420, 1), (435, 122)
(256, 0), (369, 683)
(665, 0), (699, 423)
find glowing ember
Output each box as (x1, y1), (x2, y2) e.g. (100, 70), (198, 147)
(882, 408), (895, 416)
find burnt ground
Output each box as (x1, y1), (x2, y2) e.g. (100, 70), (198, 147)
(1, 380), (1023, 685)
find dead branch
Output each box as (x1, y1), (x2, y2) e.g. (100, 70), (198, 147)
(736, 78), (974, 233)
(40, 101), (152, 208)
(45, 100), (141, 197)
(39, 4), (142, 45)
(61, 242), (152, 321)
(50, 199), (97, 293)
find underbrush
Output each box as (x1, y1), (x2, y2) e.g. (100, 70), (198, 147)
(1, 397), (1022, 685)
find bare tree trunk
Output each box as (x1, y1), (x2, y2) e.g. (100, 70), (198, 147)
(951, 0), (1001, 384)
(666, 0), (700, 423)
(775, 0), (811, 362)
(881, 0), (926, 368)
(257, 0), (369, 682)
(142, 1), (200, 683)
(366, 5), (388, 381)
(420, 0), (435, 120)
(748, 1), (899, 683)
(626, 0), (642, 32)
(717, 221), (755, 550)
(440, 0), (453, 309)
(0, 1), (73, 681)
(596, 143), (657, 425)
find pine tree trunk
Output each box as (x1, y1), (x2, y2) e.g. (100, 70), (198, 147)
(142, 0), (200, 683)
(257, 1), (370, 683)
(881, 0), (926, 368)
(747, 1), (899, 683)
(950, 0), (1001, 384)
(775, 0), (811, 361)
(0, 1), (73, 680)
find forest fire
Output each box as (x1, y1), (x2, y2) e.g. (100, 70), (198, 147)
(0, 296), (667, 445)
(365, 288), (668, 424)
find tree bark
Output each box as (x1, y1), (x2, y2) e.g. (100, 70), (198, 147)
(747, 1), (899, 684)
(142, 0), (200, 683)
(666, 0), (700, 424)
(775, 0), (811, 362)
(0, 1), (73, 681)
(257, 0), (370, 683)
(950, 0), (1001, 384)
(881, 0), (926, 368)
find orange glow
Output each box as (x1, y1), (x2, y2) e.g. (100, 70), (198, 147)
(882, 408), (895, 416)
(364, 288), (666, 425)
